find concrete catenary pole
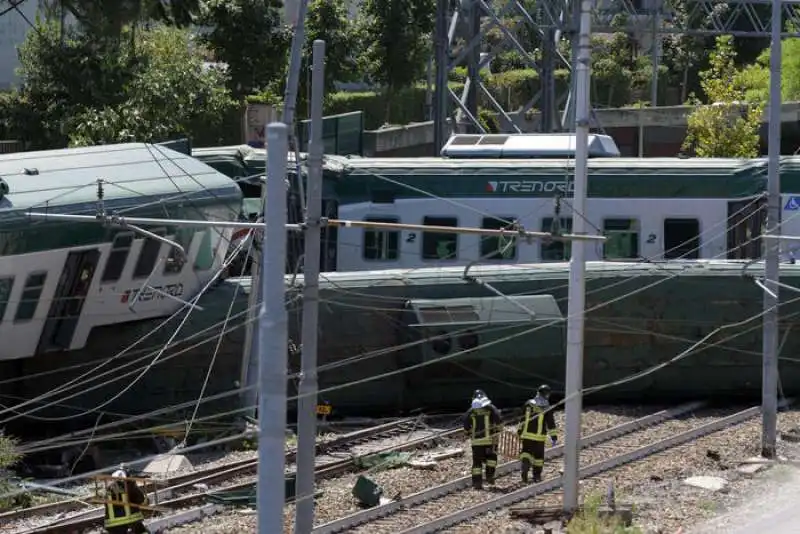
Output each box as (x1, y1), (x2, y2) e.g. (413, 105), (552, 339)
(241, 0), (312, 415)
(294, 39), (325, 534)
(762, 0), (782, 459)
(257, 122), (290, 534)
(562, 0), (592, 514)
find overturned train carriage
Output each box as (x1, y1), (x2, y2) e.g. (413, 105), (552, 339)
(280, 260), (800, 414)
(7, 260), (800, 435)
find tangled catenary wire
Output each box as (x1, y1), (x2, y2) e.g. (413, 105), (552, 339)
(14, 235), (789, 455)
(0, 158), (788, 489)
(0, 187), (774, 429)
(4, 285), (799, 505)
(0, 191), (767, 427)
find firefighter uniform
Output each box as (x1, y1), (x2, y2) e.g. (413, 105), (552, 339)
(104, 470), (149, 534)
(464, 395), (502, 489)
(518, 395), (558, 483)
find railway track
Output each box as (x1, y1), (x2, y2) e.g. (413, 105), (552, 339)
(310, 400), (791, 534)
(7, 415), (463, 534)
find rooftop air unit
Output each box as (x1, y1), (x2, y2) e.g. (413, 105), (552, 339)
(440, 133), (621, 159)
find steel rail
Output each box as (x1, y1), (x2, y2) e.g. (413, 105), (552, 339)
(395, 400), (795, 534)
(16, 416), (462, 534)
(311, 401), (706, 534)
(2, 417), (420, 526)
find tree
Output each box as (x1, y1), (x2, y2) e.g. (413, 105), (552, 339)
(44, 0), (200, 37)
(355, 0), (435, 122)
(199, 0), (291, 98)
(11, 20), (139, 147)
(69, 26), (236, 145)
(305, 0), (356, 94)
(682, 35), (764, 158)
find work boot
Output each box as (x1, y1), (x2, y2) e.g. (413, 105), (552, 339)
(472, 472), (483, 489)
(533, 465), (543, 483)
(521, 459), (530, 483)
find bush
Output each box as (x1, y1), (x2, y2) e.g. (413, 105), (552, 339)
(567, 492), (643, 534)
(0, 432), (22, 511)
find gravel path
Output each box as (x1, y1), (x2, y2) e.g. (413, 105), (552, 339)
(161, 405), (657, 533)
(456, 407), (800, 534)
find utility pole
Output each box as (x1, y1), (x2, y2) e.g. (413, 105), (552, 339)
(257, 122), (290, 534)
(762, 0), (782, 459)
(433, 0), (449, 153)
(294, 39), (325, 534)
(241, 0), (312, 415)
(562, 0), (591, 514)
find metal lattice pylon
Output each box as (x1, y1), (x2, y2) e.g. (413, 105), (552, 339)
(432, 0), (800, 153)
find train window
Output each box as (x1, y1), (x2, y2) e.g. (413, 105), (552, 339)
(481, 216), (518, 260)
(15, 272), (47, 322)
(363, 217), (400, 260)
(540, 217), (573, 261)
(0, 276), (13, 322)
(603, 219), (640, 259)
(102, 232), (134, 283)
(422, 217), (458, 260)
(133, 228), (167, 279)
(664, 218), (700, 259)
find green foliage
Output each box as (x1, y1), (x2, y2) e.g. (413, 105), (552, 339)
(325, 69), (571, 129)
(55, 0), (202, 35)
(57, 0), (143, 40)
(199, 0), (290, 97)
(0, 432), (22, 511)
(305, 0), (356, 94)
(683, 35), (764, 158)
(736, 38), (800, 103)
(69, 26), (236, 146)
(355, 0), (435, 122)
(11, 20), (140, 147)
(5, 20), (235, 148)
(591, 32), (655, 107)
(478, 108), (499, 133)
(566, 492), (643, 534)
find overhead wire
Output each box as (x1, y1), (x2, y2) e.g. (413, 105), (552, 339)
(0, 195), (775, 427)
(0, 178), (771, 429)
(0, 235), (255, 422)
(8, 287), (800, 501)
(16, 246), (788, 453)
(0, 153), (788, 458)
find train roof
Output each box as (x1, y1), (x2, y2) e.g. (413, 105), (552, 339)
(336, 155), (782, 172)
(0, 143), (242, 222)
(220, 260), (800, 295)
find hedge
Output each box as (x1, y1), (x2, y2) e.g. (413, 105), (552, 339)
(324, 69), (576, 129)
(246, 66), (667, 131)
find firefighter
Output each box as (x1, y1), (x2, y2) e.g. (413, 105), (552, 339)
(104, 468), (149, 534)
(517, 385), (558, 483)
(464, 393), (502, 489)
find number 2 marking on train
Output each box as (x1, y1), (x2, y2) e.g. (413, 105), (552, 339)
(646, 234), (656, 244)
(406, 233), (417, 243)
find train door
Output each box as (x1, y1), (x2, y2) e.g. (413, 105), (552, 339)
(37, 249), (101, 353)
(727, 197), (766, 259)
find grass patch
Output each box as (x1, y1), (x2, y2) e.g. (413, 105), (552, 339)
(0, 431), (30, 511)
(567, 492), (643, 534)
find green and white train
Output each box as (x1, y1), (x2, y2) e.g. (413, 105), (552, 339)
(329, 134), (783, 271)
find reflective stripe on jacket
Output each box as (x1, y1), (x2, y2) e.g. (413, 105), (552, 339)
(104, 487), (145, 528)
(520, 405), (557, 441)
(469, 408), (494, 445)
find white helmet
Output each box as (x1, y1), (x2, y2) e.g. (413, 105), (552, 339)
(111, 469), (127, 479)
(471, 397), (491, 410)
